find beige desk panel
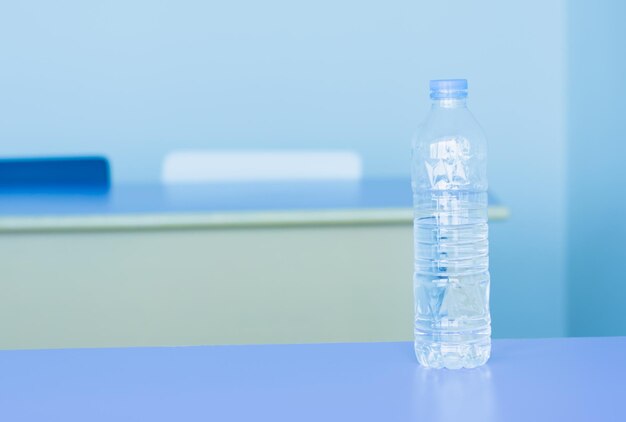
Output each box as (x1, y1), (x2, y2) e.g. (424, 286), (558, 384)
(0, 224), (414, 350)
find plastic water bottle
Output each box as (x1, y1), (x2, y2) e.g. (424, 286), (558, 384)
(411, 79), (491, 369)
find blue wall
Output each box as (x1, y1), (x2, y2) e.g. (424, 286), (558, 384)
(0, 1), (568, 338)
(568, 0), (626, 336)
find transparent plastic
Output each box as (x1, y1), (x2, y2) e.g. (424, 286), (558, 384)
(411, 93), (491, 369)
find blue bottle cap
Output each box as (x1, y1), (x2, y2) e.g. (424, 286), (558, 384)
(429, 79), (468, 99)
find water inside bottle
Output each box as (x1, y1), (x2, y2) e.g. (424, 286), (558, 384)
(413, 135), (491, 369)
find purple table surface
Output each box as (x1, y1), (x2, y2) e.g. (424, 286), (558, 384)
(1, 337), (625, 421)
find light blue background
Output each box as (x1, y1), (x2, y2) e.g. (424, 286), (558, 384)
(568, 0), (626, 336)
(0, 1), (569, 337)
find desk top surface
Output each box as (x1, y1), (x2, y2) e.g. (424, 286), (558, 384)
(1, 337), (624, 422)
(0, 179), (499, 216)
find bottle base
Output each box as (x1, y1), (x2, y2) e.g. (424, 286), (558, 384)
(414, 341), (491, 369)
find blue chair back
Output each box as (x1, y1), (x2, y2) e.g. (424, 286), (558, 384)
(0, 156), (110, 190)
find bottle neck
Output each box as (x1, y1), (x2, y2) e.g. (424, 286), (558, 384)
(431, 97), (467, 109)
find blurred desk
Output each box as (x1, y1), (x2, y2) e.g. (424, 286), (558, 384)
(0, 180), (508, 350)
(0, 337), (623, 421)
(0, 179), (508, 231)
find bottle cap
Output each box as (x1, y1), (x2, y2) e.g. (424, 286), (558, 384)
(430, 79), (468, 99)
